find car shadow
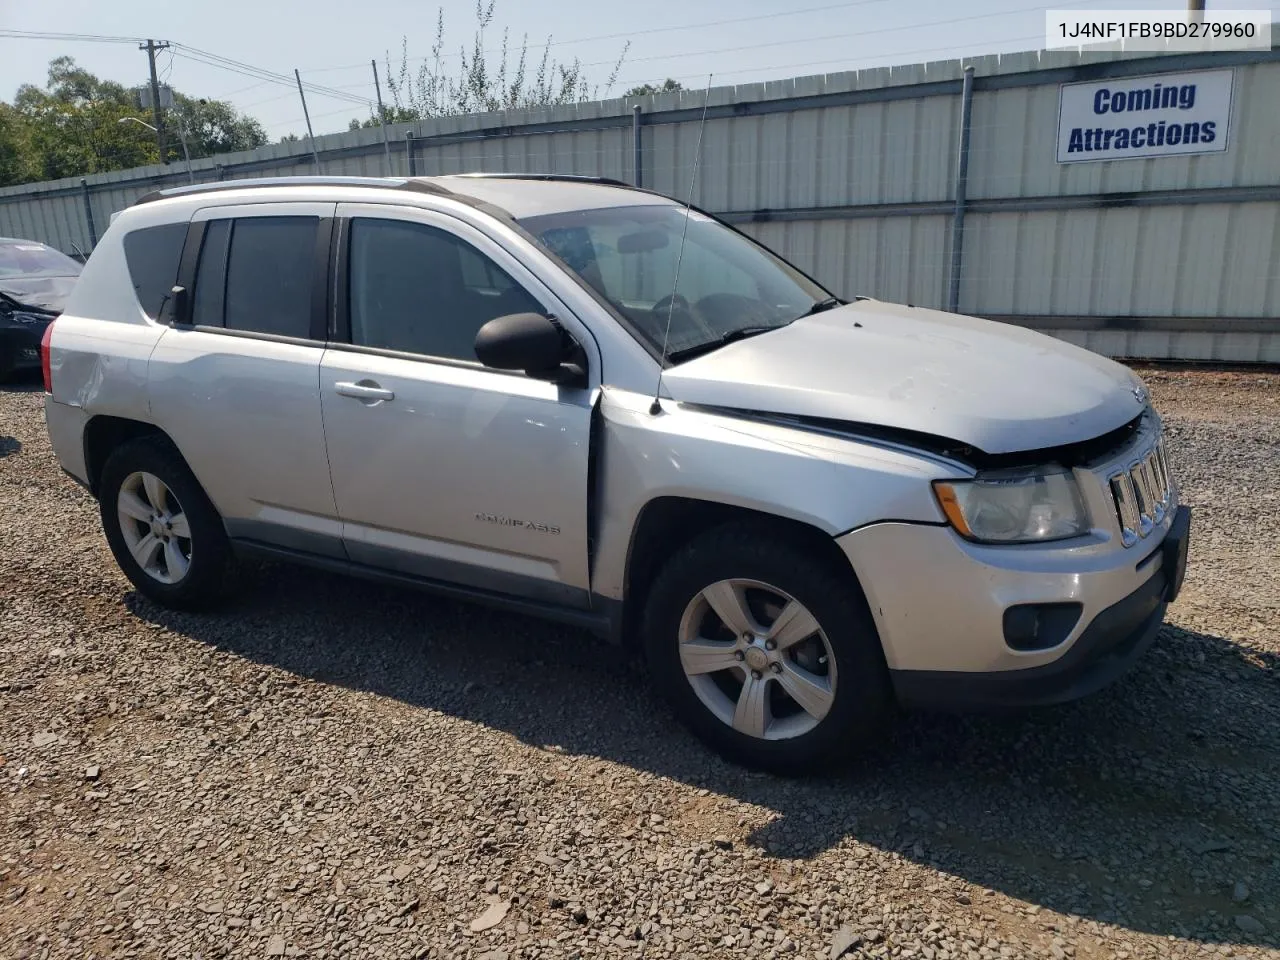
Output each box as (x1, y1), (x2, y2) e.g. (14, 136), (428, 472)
(2, 374), (41, 454)
(126, 560), (1278, 949)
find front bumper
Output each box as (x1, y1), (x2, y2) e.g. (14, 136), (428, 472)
(837, 505), (1191, 709)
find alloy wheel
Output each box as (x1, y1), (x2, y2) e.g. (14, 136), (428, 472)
(116, 470), (193, 585)
(677, 578), (837, 741)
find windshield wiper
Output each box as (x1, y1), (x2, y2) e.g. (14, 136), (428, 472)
(796, 296), (843, 318)
(664, 325), (781, 365)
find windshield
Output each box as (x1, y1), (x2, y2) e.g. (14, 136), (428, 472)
(518, 204), (832, 361)
(0, 240), (82, 280)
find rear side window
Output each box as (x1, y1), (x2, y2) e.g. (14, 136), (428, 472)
(190, 216), (318, 338)
(123, 223), (186, 320)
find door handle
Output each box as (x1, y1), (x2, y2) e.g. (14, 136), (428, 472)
(334, 380), (395, 403)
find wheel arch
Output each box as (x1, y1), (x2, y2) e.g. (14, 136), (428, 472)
(82, 415), (172, 496)
(619, 496), (867, 640)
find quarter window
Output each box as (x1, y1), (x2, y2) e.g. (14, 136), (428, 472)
(347, 217), (543, 362)
(122, 223), (186, 320)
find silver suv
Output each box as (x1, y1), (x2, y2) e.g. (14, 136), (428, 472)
(42, 174), (1191, 773)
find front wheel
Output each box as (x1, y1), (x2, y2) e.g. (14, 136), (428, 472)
(642, 523), (892, 774)
(98, 436), (232, 609)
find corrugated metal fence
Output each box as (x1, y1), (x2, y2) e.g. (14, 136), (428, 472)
(2, 45), (1277, 362)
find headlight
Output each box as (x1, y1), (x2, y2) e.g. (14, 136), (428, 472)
(933, 471), (1089, 543)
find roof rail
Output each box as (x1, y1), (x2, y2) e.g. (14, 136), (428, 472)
(443, 172), (635, 188)
(132, 175), (456, 207)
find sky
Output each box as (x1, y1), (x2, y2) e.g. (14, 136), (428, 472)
(2, 0), (1277, 141)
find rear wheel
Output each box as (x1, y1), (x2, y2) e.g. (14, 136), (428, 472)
(98, 437), (231, 609)
(642, 522), (892, 774)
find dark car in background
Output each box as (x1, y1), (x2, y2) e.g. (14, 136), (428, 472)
(0, 237), (83, 381)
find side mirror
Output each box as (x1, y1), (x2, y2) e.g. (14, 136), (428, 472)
(475, 312), (586, 386)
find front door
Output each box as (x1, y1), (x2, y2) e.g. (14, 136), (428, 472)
(319, 203), (596, 607)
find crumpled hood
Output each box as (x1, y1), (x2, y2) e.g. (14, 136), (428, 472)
(0, 276), (77, 314)
(661, 300), (1148, 455)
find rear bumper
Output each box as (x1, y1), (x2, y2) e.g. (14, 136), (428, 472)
(43, 395), (91, 488)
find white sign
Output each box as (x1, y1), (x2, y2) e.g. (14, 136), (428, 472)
(1056, 69), (1233, 163)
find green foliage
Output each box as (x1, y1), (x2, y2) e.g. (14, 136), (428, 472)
(0, 56), (268, 187)
(9, 56), (156, 182)
(172, 94), (268, 158)
(624, 79), (684, 98)
(347, 105), (417, 131)
(0, 103), (38, 186)
(382, 1), (629, 119)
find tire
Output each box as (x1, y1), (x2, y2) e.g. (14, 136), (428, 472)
(642, 521), (892, 775)
(98, 435), (232, 609)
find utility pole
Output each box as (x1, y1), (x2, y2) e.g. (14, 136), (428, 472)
(140, 39), (170, 162)
(371, 59), (393, 176)
(1188, 0), (1205, 23)
(294, 69), (321, 170)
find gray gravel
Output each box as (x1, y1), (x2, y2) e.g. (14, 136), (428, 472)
(2, 367), (1278, 960)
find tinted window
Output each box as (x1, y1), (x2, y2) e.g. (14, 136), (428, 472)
(122, 224), (185, 320)
(348, 218), (542, 361)
(191, 220), (231, 327)
(190, 217), (318, 337)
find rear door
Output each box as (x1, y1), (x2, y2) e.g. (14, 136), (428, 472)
(148, 202), (342, 557)
(318, 203), (597, 607)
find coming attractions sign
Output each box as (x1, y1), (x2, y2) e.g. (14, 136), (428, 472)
(1056, 68), (1234, 162)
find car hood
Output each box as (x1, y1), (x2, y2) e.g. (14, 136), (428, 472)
(660, 300), (1148, 455)
(0, 276), (77, 314)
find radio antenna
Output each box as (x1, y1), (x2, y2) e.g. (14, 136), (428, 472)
(650, 73), (713, 416)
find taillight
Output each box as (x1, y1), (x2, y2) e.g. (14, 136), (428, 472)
(40, 320), (55, 394)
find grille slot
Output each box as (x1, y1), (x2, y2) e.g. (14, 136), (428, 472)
(1108, 438), (1174, 547)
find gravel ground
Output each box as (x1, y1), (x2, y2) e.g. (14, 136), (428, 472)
(1, 366), (1277, 960)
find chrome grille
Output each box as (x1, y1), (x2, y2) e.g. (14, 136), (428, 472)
(1108, 438), (1174, 547)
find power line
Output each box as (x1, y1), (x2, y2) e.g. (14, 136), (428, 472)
(0, 28), (373, 108)
(208, 79), (275, 99)
(0, 28), (147, 44)
(238, 78), (375, 110)
(170, 48), (372, 107)
(171, 48), (362, 104)
(297, 0), (898, 73)
(174, 43), (373, 103)
(580, 0), (1101, 70)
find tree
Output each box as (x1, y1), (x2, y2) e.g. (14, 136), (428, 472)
(624, 79), (684, 98)
(172, 94), (267, 158)
(382, 0), (629, 119)
(0, 56), (267, 186)
(0, 103), (37, 186)
(347, 105), (417, 131)
(10, 56), (155, 181)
